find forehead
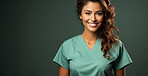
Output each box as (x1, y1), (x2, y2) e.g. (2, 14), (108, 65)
(82, 1), (103, 11)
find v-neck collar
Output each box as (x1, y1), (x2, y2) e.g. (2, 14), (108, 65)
(79, 34), (100, 51)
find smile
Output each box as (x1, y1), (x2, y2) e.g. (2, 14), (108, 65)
(88, 23), (98, 27)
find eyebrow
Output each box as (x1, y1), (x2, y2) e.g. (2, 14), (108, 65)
(84, 10), (103, 12)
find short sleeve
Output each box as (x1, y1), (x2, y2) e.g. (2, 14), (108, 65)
(53, 42), (69, 70)
(114, 41), (133, 70)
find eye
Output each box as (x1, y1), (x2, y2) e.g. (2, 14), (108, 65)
(97, 13), (103, 15)
(85, 12), (90, 15)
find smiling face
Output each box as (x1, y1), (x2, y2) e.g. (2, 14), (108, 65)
(79, 1), (104, 33)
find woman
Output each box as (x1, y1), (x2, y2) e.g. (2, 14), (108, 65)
(53, 0), (132, 76)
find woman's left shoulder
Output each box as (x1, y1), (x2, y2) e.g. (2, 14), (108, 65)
(110, 39), (125, 54)
(109, 39), (127, 60)
(115, 38), (124, 47)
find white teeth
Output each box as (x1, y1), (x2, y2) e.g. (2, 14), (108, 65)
(89, 23), (98, 24)
(88, 23), (98, 27)
(90, 24), (96, 25)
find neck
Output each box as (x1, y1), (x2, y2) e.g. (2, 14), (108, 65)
(81, 29), (99, 42)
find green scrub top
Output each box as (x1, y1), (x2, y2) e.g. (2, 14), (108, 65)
(53, 34), (133, 76)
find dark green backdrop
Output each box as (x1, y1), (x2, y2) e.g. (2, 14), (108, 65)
(1, 0), (148, 76)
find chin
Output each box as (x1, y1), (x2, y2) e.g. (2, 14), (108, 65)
(88, 28), (98, 32)
(87, 26), (99, 32)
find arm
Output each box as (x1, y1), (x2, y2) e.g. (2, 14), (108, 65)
(59, 65), (69, 76)
(115, 67), (125, 76)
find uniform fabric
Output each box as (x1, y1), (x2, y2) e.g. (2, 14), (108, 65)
(53, 34), (133, 76)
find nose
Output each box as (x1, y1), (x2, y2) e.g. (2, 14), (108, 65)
(90, 14), (96, 22)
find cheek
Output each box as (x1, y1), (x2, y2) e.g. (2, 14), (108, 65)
(97, 16), (104, 22)
(82, 15), (89, 22)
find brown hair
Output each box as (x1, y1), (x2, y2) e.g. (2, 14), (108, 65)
(76, 0), (119, 59)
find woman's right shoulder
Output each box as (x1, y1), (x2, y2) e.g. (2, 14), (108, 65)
(62, 34), (80, 47)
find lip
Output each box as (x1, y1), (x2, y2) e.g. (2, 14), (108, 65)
(88, 22), (99, 24)
(88, 22), (99, 27)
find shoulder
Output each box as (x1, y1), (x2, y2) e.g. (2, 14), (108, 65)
(113, 39), (128, 55)
(110, 39), (125, 56)
(62, 34), (80, 46)
(59, 34), (80, 56)
(115, 38), (124, 47)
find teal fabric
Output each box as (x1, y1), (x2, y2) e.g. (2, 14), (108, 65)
(53, 34), (133, 76)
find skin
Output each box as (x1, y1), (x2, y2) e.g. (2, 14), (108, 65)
(79, 1), (104, 49)
(59, 66), (69, 76)
(59, 1), (125, 76)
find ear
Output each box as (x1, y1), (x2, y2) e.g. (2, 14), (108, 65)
(79, 15), (82, 19)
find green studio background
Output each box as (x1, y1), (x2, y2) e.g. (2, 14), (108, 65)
(1, 0), (148, 76)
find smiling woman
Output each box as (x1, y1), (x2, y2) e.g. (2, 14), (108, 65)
(53, 0), (133, 76)
(79, 1), (104, 33)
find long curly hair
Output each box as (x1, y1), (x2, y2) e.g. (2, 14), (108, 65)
(76, 0), (119, 59)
